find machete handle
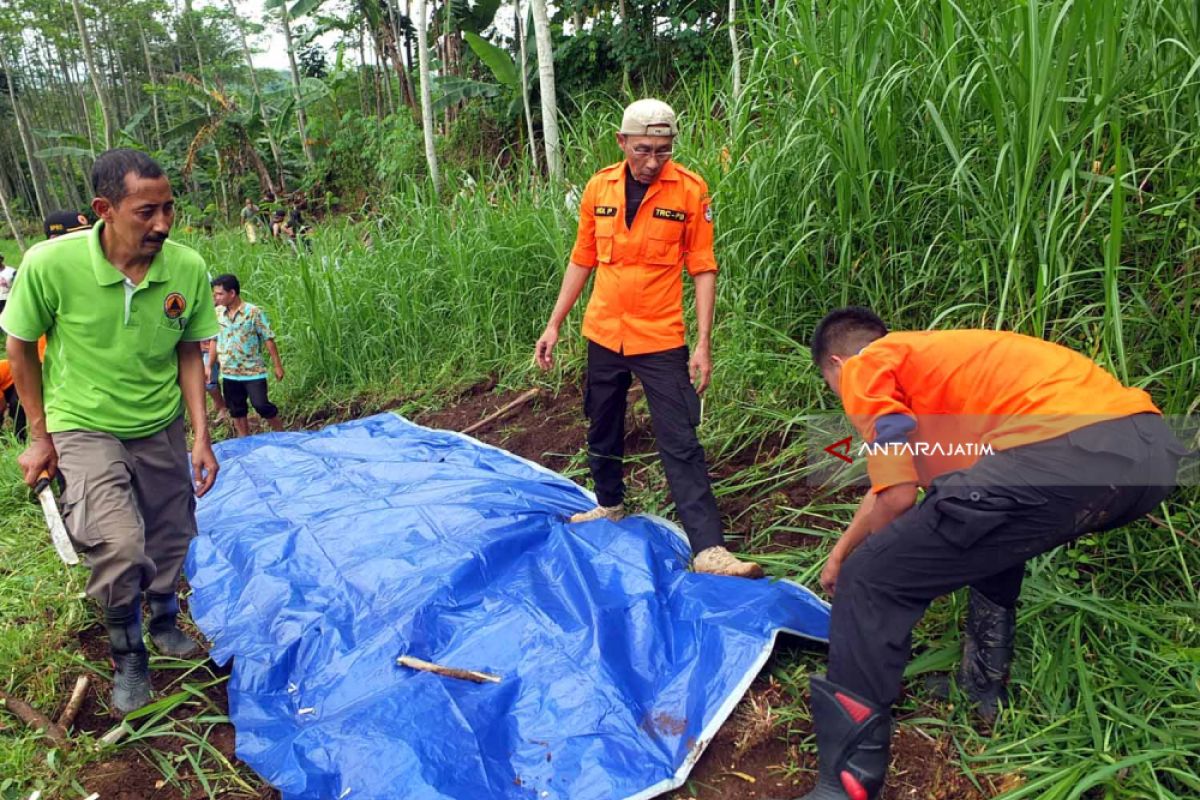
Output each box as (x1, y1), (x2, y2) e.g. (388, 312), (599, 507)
(33, 469), (52, 496)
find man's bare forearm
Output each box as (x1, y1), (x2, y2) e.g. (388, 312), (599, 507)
(6, 336), (47, 439)
(266, 339), (283, 371)
(545, 262), (592, 329)
(831, 491), (877, 561)
(832, 483), (918, 561)
(868, 483), (918, 534)
(177, 341), (209, 441)
(692, 271), (716, 348)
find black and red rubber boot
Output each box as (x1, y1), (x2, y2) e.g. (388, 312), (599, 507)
(793, 675), (891, 800)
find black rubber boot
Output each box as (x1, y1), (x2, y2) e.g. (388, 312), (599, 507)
(794, 675), (891, 800)
(958, 588), (1016, 724)
(146, 592), (201, 658)
(104, 604), (152, 714)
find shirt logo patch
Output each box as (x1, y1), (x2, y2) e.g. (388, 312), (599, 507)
(653, 208), (686, 222)
(594, 206), (617, 217)
(164, 292), (187, 320)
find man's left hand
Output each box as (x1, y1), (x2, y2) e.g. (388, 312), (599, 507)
(689, 345), (713, 395)
(274, 364), (285, 382)
(819, 552), (843, 597)
(192, 439), (219, 498)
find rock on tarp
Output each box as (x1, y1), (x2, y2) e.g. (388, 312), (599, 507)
(186, 413), (830, 800)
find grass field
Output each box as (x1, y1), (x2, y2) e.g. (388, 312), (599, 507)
(0, 238), (24, 269)
(2, 0), (1200, 796)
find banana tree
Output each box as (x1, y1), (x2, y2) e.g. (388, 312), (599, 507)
(264, 0), (319, 167)
(161, 74), (284, 197)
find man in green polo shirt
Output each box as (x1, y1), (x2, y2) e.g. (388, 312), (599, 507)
(1, 149), (219, 714)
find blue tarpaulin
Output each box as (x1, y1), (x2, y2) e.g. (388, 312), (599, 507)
(187, 413), (830, 800)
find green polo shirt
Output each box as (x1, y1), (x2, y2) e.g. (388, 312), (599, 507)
(0, 222), (219, 439)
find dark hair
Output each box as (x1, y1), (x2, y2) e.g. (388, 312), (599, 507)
(211, 273), (241, 295)
(811, 307), (888, 365)
(91, 149), (165, 206)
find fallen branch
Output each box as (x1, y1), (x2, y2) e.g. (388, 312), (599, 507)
(461, 388), (541, 435)
(0, 688), (69, 747)
(397, 655), (501, 684)
(97, 722), (130, 747)
(1146, 515), (1199, 546)
(56, 676), (90, 730)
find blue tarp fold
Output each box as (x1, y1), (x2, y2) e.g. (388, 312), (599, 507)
(187, 413), (829, 799)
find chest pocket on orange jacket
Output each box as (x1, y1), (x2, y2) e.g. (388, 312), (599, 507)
(645, 216), (684, 265)
(595, 216), (616, 263)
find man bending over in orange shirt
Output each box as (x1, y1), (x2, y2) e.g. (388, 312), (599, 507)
(793, 307), (1188, 800)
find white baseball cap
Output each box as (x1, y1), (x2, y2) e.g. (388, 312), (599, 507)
(620, 99), (677, 137)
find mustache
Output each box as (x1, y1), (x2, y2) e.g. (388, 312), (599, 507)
(144, 233), (169, 244)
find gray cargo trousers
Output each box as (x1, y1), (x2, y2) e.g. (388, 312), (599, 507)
(55, 416), (197, 608)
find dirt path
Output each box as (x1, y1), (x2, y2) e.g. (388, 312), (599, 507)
(71, 383), (997, 799)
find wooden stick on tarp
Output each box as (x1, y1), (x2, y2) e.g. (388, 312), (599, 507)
(397, 655), (501, 684)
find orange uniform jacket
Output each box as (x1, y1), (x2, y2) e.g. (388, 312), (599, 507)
(840, 330), (1161, 492)
(0, 337), (49, 394)
(570, 160), (717, 356)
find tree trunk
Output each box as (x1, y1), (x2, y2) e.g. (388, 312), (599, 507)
(138, 22), (164, 150)
(373, 35), (386, 117)
(617, 0), (629, 85)
(279, 4), (316, 168)
(108, 18), (135, 122)
(515, 0), (537, 168)
(56, 45), (95, 156)
(403, 0), (416, 103)
(214, 149), (229, 217)
(386, 0), (416, 109)
(728, 0), (741, 100)
(0, 49), (51, 219)
(414, 0), (440, 193)
(6, 134), (31, 210)
(358, 28), (370, 115)
(529, 0), (561, 182)
(225, 0), (284, 192)
(244, 139), (275, 197)
(378, 35), (395, 116)
(0, 171), (26, 251)
(69, 0), (114, 149)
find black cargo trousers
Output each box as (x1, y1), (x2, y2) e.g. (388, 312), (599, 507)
(584, 339), (724, 553)
(828, 413), (1189, 707)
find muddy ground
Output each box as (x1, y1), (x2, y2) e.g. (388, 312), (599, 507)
(56, 382), (1000, 799)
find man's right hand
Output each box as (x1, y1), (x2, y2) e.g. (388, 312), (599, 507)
(534, 325), (559, 371)
(18, 436), (57, 488)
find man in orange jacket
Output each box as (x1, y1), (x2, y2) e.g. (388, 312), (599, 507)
(794, 307), (1188, 800)
(534, 99), (761, 578)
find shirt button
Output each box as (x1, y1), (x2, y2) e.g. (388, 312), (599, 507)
(969, 491), (981, 502)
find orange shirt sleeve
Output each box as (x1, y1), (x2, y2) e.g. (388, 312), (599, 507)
(0, 360), (12, 394)
(684, 180), (717, 276)
(569, 178), (599, 269)
(840, 343), (921, 492)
